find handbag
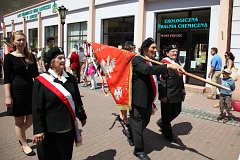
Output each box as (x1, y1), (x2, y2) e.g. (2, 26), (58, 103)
(231, 67), (238, 81)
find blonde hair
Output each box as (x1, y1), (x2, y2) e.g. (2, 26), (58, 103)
(11, 32), (34, 64)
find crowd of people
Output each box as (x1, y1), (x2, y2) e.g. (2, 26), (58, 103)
(2, 31), (238, 160)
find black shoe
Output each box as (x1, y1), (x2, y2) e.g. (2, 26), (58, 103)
(127, 138), (134, 146)
(22, 149), (36, 156)
(134, 152), (151, 160)
(156, 119), (163, 132)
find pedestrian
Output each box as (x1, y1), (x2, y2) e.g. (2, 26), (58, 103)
(69, 48), (81, 83)
(41, 37), (55, 72)
(79, 46), (86, 82)
(130, 38), (184, 160)
(217, 69), (235, 122)
(224, 51), (235, 70)
(207, 47), (222, 100)
(156, 45), (186, 143)
(214, 51), (235, 108)
(4, 32), (39, 156)
(32, 46), (87, 160)
(87, 56), (97, 90)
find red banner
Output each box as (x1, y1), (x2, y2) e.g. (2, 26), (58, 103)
(91, 43), (136, 110)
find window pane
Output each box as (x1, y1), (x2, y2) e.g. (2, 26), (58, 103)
(67, 36), (79, 57)
(68, 23), (80, 36)
(45, 25), (58, 46)
(81, 22), (87, 35)
(103, 16), (134, 47)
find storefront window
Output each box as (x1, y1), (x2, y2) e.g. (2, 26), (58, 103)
(156, 9), (210, 86)
(45, 25), (58, 46)
(28, 28), (38, 49)
(67, 22), (87, 57)
(103, 16), (134, 47)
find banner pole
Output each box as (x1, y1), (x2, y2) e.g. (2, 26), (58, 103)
(139, 55), (230, 91)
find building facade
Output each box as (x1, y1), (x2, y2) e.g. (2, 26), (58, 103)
(1, 0), (239, 89)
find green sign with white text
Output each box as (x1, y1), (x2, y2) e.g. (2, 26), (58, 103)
(17, 4), (51, 20)
(158, 17), (209, 30)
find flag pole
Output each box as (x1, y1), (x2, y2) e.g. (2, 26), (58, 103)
(139, 55), (230, 91)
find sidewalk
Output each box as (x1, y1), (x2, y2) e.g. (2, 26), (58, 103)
(0, 77), (240, 160)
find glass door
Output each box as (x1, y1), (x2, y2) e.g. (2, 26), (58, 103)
(185, 30), (209, 86)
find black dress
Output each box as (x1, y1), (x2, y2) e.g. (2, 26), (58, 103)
(4, 53), (39, 117)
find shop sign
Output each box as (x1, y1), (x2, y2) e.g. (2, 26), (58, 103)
(17, 4), (52, 20)
(160, 33), (183, 37)
(158, 17), (209, 30)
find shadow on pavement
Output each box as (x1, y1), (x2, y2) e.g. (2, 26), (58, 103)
(84, 149), (116, 160)
(172, 121), (193, 135)
(144, 122), (213, 160)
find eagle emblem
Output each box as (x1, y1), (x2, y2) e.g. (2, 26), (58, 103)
(100, 56), (116, 78)
(114, 87), (122, 101)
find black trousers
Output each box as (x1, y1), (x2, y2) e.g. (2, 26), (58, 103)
(37, 129), (75, 160)
(161, 102), (182, 138)
(130, 105), (152, 153)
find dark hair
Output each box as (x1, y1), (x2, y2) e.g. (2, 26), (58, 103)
(123, 41), (133, 51)
(225, 51), (235, 61)
(140, 37), (155, 55)
(46, 37), (55, 43)
(11, 32), (34, 64)
(211, 47), (218, 53)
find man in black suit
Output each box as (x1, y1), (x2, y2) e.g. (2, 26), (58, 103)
(130, 38), (184, 160)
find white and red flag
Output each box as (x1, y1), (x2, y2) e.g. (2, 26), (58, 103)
(91, 43), (136, 110)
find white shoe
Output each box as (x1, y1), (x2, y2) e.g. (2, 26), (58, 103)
(90, 87), (95, 90)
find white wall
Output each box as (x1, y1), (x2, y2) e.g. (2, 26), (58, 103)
(231, 0), (240, 72)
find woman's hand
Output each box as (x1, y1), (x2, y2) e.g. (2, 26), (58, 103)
(5, 97), (13, 108)
(33, 133), (45, 144)
(160, 97), (168, 103)
(81, 120), (86, 127)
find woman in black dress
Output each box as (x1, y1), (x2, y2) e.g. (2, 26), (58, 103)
(4, 32), (39, 156)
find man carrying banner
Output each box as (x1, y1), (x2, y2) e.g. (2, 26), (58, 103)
(156, 45), (185, 143)
(130, 38), (184, 160)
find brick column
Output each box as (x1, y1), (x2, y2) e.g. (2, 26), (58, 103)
(22, 17), (26, 34)
(38, 12), (42, 50)
(87, 0), (95, 42)
(217, 0), (232, 58)
(136, 0), (146, 48)
(11, 20), (15, 32)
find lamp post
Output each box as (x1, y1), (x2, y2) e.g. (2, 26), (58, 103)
(58, 5), (68, 49)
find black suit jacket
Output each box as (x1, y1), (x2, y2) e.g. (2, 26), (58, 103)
(32, 73), (83, 134)
(131, 56), (167, 108)
(158, 63), (185, 103)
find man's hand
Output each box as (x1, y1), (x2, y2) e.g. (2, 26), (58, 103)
(33, 133), (45, 144)
(5, 97), (13, 108)
(167, 63), (185, 75)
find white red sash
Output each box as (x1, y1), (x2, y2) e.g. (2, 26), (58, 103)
(161, 57), (183, 76)
(36, 73), (82, 146)
(146, 61), (157, 111)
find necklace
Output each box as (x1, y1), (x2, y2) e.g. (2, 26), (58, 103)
(20, 58), (28, 69)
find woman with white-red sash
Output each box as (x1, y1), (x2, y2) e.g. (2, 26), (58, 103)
(156, 45), (186, 143)
(32, 46), (87, 160)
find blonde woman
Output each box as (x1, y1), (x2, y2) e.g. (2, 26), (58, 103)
(4, 32), (39, 156)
